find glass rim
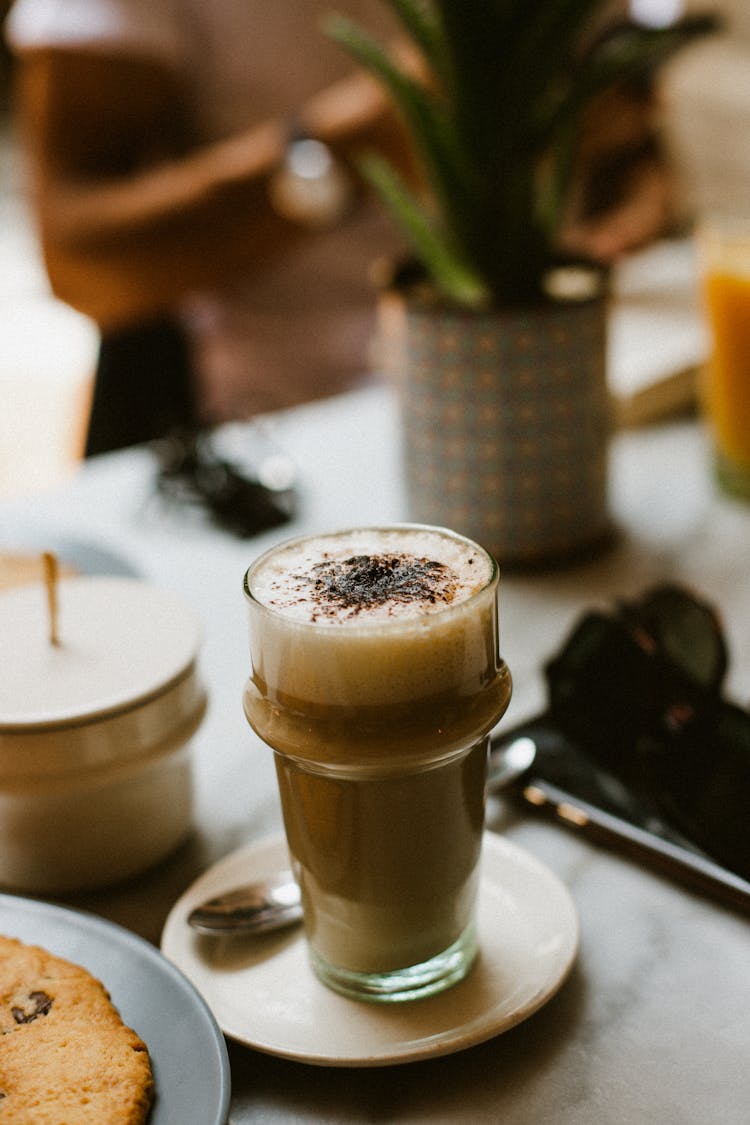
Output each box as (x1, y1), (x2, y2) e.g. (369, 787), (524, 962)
(242, 523), (499, 633)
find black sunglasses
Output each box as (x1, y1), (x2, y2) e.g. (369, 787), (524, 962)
(544, 584), (749, 882)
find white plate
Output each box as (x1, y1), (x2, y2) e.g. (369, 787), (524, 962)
(0, 894), (231, 1124)
(161, 832), (579, 1068)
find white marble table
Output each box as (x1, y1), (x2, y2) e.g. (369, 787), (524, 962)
(1, 378), (748, 1123)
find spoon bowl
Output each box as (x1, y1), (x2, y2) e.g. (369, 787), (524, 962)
(188, 869), (303, 936)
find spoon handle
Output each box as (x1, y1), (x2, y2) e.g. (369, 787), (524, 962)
(518, 776), (750, 917)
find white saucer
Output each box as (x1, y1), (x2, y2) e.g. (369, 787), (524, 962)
(161, 832), (579, 1068)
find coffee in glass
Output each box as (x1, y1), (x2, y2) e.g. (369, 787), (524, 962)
(243, 525), (511, 1002)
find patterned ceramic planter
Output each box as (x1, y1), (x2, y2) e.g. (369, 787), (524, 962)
(379, 284), (613, 568)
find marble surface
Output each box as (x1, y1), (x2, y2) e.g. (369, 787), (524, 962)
(1, 380), (749, 1123)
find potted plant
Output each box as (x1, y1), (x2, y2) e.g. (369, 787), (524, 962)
(325, 1), (717, 567)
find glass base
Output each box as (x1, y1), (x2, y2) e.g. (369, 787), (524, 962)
(309, 921), (478, 1004)
(716, 451), (750, 501)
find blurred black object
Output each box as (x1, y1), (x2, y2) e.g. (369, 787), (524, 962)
(155, 428), (296, 537)
(86, 317), (198, 456)
(546, 585), (750, 882)
(538, 584), (750, 883)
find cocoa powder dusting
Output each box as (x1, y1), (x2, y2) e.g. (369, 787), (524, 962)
(294, 553), (458, 619)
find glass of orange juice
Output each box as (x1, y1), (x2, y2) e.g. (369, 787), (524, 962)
(698, 215), (750, 500)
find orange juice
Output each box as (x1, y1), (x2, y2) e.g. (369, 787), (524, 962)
(699, 219), (750, 498)
(704, 272), (750, 466)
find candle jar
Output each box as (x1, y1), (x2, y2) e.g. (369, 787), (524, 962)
(0, 576), (206, 893)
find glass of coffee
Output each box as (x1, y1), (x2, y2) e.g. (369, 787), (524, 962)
(243, 525), (511, 1002)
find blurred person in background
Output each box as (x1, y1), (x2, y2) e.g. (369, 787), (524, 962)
(5, 0), (411, 454)
(5, 0), (682, 456)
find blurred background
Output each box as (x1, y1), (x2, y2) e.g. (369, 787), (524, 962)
(1, 1), (97, 499)
(1, 0), (749, 500)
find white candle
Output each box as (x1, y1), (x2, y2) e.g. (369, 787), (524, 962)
(0, 575), (206, 893)
(0, 297), (98, 499)
(0, 575), (201, 727)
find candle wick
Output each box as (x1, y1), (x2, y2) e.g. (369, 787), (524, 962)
(42, 552), (61, 647)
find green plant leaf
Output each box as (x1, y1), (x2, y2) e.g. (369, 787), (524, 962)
(324, 12), (472, 252)
(537, 15), (720, 146)
(358, 151), (489, 308)
(534, 14), (720, 241)
(324, 3), (718, 307)
(584, 13), (720, 81)
(378, 0), (449, 82)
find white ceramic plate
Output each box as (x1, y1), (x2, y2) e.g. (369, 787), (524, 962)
(0, 894), (231, 1124)
(161, 832), (579, 1068)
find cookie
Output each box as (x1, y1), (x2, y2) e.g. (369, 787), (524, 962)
(0, 935), (154, 1123)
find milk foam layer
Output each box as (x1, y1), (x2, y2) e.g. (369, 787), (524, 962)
(248, 526), (493, 623)
(244, 526), (509, 767)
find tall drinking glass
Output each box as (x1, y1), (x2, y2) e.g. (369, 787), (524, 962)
(698, 215), (750, 499)
(243, 525), (511, 1002)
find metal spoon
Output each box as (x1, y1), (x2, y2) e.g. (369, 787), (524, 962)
(188, 867), (304, 936)
(187, 735), (536, 936)
(486, 733), (536, 791)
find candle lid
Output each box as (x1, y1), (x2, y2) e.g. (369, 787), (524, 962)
(0, 576), (202, 729)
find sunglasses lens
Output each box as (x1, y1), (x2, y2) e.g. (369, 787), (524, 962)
(545, 612), (663, 767)
(625, 585), (728, 691)
(657, 700), (750, 880)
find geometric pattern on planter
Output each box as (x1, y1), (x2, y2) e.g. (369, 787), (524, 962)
(393, 295), (612, 566)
